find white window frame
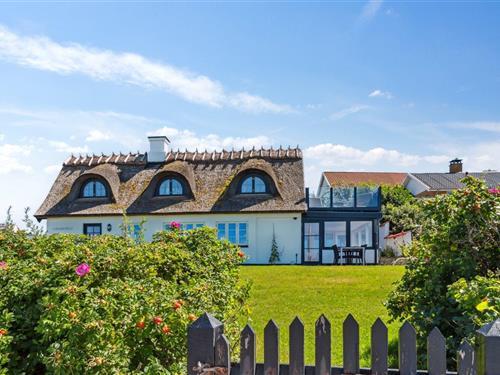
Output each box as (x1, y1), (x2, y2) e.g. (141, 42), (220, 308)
(216, 222), (248, 247)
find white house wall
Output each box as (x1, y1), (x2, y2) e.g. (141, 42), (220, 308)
(46, 212), (302, 265)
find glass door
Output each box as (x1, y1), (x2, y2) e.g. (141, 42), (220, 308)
(303, 223), (320, 262)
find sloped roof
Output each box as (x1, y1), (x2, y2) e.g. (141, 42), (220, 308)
(411, 172), (500, 191)
(323, 172), (407, 187)
(35, 147), (306, 219)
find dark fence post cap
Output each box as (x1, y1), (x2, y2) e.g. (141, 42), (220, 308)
(189, 312), (223, 330)
(476, 319), (500, 337)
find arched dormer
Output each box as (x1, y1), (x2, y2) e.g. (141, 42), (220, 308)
(80, 178), (108, 198)
(150, 172), (193, 199)
(233, 169), (277, 196)
(72, 173), (114, 201)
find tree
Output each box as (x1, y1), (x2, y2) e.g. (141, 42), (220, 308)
(385, 177), (500, 368)
(268, 226), (280, 264)
(381, 185), (423, 234)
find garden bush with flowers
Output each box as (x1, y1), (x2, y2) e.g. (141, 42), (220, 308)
(386, 177), (500, 369)
(0, 223), (249, 374)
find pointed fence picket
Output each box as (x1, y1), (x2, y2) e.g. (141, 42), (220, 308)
(289, 317), (304, 375)
(188, 314), (500, 375)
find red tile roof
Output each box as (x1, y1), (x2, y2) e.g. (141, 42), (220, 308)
(324, 172), (407, 186)
(385, 231), (409, 239)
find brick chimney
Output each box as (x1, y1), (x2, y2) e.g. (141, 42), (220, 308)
(147, 136), (170, 163)
(449, 158), (463, 173)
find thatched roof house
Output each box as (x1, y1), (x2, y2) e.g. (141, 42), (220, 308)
(36, 140), (306, 220)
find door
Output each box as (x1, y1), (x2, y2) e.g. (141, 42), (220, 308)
(303, 222), (320, 263)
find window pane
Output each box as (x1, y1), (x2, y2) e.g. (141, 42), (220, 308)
(171, 179), (183, 195)
(356, 186), (379, 207)
(185, 223), (194, 230)
(254, 177), (266, 193)
(228, 223), (237, 243)
(350, 221), (373, 247)
(324, 222), (346, 248)
(133, 224), (141, 240)
(195, 223), (204, 228)
(83, 182), (94, 197)
(239, 223), (247, 245)
(304, 222), (319, 236)
(241, 177), (253, 193)
(217, 223), (225, 240)
(332, 188), (354, 207)
(94, 181), (106, 197)
(304, 223), (320, 261)
(159, 180), (170, 195)
(85, 224), (101, 236)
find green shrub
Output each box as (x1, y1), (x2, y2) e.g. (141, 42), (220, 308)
(386, 177), (500, 369)
(381, 185), (423, 234)
(0, 226), (249, 374)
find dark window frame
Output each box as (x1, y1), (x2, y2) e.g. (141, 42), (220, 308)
(155, 177), (185, 197)
(238, 173), (270, 195)
(83, 223), (102, 236)
(80, 179), (109, 198)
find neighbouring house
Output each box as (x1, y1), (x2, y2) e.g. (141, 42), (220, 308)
(35, 136), (306, 264)
(300, 172), (398, 265)
(320, 171), (407, 188)
(404, 159), (500, 197)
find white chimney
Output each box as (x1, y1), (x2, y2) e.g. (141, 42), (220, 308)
(147, 136), (170, 163)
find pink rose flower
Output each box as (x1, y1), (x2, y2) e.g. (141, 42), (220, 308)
(488, 188), (500, 195)
(75, 263), (91, 277)
(170, 221), (181, 230)
(0, 261), (7, 270)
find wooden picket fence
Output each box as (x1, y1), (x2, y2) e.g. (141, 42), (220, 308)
(187, 313), (500, 375)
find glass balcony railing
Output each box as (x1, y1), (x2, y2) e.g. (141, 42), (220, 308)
(306, 186), (381, 209)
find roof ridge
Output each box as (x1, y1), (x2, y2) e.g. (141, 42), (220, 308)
(63, 146), (302, 166)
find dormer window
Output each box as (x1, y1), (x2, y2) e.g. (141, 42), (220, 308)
(81, 179), (108, 198)
(240, 175), (267, 194)
(157, 177), (183, 196)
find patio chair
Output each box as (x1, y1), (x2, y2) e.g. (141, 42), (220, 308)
(332, 245), (340, 265)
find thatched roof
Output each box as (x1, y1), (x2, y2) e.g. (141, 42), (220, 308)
(35, 147), (306, 219)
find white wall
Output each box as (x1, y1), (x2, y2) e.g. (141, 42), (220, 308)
(385, 232), (412, 257)
(46, 212), (302, 265)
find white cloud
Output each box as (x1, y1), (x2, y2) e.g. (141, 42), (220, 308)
(86, 129), (112, 142)
(0, 143), (33, 174)
(0, 134), (4, 141)
(43, 164), (61, 174)
(48, 140), (89, 154)
(148, 126), (272, 151)
(448, 121), (500, 133)
(0, 25), (291, 114)
(360, 0), (384, 22)
(368, 89), (393, 99)
(303, 143), (451, 189)
(330, 105), (370, 121)
(304, 143), (449, 168)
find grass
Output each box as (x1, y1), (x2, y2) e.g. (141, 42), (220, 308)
(239, 265), (405, 367)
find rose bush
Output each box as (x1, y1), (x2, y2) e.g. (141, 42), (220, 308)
(0, 226), (249, 374)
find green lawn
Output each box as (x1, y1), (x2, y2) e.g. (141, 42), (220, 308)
(240, 265), (404, 367)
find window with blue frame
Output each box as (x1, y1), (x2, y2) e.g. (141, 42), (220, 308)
(217, 222), (248, 246)
(162, 222), (204, 231)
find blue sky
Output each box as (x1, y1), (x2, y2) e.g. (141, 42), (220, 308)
(1, 2), (500, 224)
